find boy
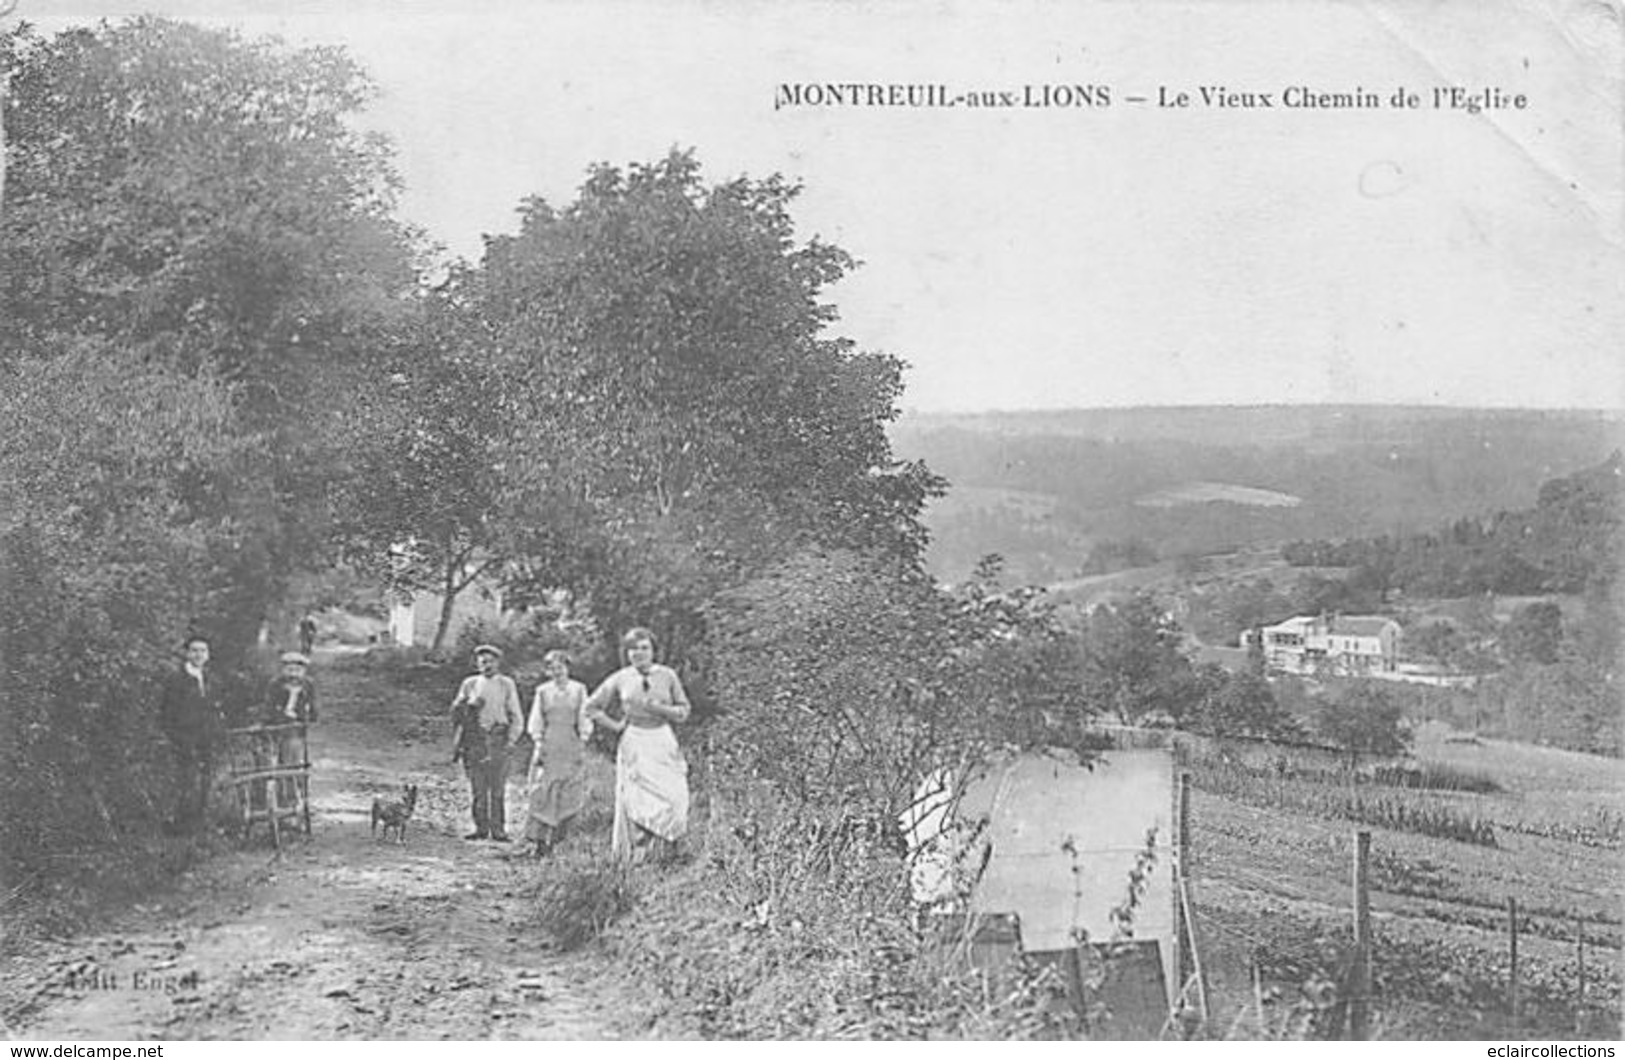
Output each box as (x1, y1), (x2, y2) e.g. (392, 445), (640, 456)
(261, 651), (318, 806)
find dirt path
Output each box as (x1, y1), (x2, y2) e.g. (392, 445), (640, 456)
(4, 653), (622, 1040)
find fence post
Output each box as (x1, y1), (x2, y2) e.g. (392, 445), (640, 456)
(1576, 915), (1586, 1034)
(1176, 772), (1192, 988)
(1349, 829), (1371, 1040)
(1508, 896), (1519, 1033)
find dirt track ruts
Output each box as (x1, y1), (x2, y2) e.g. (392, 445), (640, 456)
(3, 652), (621, 1041)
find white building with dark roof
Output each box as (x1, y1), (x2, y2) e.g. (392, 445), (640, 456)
(1257, 614), (1401, 676)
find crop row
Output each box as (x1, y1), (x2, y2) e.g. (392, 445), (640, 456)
(1195, 761), (1498, 847)
(1498, 807), (1623, 850)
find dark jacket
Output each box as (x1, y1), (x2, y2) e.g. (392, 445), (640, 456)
(159, 666), (225, 752)
(262, 675), (318, 725)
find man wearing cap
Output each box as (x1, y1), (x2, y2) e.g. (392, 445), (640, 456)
(451, 645), (523, 841)
(263, 652), (319, 726)
(262, 652), (318, 806)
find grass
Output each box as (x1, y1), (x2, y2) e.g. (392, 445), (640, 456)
(541, 772), (1092, 1040)
(530, 851), (642, 952)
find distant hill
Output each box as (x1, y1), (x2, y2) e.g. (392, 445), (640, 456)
(891, 406), (1622, 584)
(1281, 450), (1624, 598)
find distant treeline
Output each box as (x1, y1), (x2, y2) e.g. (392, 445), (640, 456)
(1280, 454), (1622, 756)
(1281, 451), (1621, 598)
(895, 410), (1619, 579)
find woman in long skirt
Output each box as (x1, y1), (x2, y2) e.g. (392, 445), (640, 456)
(584, 627), (691, 863)
(524, 649), (592, 858)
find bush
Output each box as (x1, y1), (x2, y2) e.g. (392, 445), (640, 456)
(604, 769), (1080, 1039)
(702, 549), (1088, 814)
(1313, 683), (1412, 763)
(450, 613), (604, 684)
(0, 346), (252, 891)
(577, 548), (1100, 1037)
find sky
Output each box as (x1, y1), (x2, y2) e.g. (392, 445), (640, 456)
(17, 0), (1625, 412)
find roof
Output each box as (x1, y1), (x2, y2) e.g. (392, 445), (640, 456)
(1261, 614), (1397, 637)
(1330, 615), (1398, 637)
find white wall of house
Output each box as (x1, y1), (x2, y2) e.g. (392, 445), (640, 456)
(1259, 615), (1401, 675)
(386, 583), (506, 649)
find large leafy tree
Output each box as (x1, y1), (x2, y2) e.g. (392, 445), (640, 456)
(0, 18), (416, 881)
(1313, 682), (1412, 764)
(0, 344), (248, 866)
(0, 17), (418, 655)
(1078, 592), (1201, 724)
(478, 151), (942, 660)
(1502, 601), (1563, 665)
(334, 280), (521, 653)
(0, 1), (18, 219)
(1190, 667), (1304, 740)
(705, 549), (1089, 812)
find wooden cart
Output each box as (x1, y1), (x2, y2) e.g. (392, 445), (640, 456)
(225, 722), (312, 850)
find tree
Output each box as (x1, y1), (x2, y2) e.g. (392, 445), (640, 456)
(0, 17), (418, 656)
(1193, 668), (1304, 740)
(333, 281), (519, 653)
(1471, 655), (1619, 756)
(1313, 683), (1411, 764)
(0, 18), (416, 884)
(1187, 576), (1294, 646)
(1407, 620), (1466, 669)
(0, 341), (247, 880)
(1078, 592), (1199, 724)
(1502, 601), (1563, 665)
(477, 151), (942, 661)
(0, 1), (20, 221)
(1290, 572), (1380, 619)
(704, 548), (1090, 814)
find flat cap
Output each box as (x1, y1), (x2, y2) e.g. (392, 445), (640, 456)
(472, 643), (504, 659)
(279, 651), (310, 665)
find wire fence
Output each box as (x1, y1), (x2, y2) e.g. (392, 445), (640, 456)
(1182, 773), (1622, 1040)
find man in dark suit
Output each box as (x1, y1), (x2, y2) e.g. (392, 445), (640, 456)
(159, 635), (225, 833)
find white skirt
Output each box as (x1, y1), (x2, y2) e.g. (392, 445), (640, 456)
(612, 723), (689, 858)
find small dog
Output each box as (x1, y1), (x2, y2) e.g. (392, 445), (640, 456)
(370, 784), (418, 844)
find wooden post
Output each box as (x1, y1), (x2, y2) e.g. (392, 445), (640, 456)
(1176, 772), (1192, 988)
(1349, 830), (1372, 1040)
(1178, 875), (1210, 1022)
(1508, 897), (1519, 1033)
(1576, 915), (1586, 1034)
(1253, 958), (1267, 1036)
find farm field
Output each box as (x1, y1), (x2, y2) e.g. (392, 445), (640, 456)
(1187, 724), (1622, 1039)
(1135, 482), (1303, 509)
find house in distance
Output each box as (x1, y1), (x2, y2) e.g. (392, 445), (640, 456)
(1255, 614), (1402, 676)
